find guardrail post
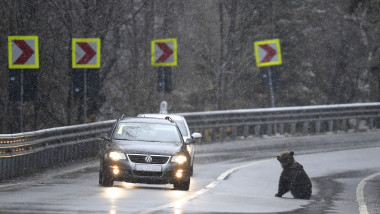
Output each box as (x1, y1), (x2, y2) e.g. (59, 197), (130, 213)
(23, 154), (28, 175)
(24, 154), (29, 174)
(328, 120), (334, 132)
(209, 128), (215, 141)
(37, 150), (43, 169)
(303, 122), (309, 135)
(3, 158), (9, 180)
(49, 148), (53, 167)
(69, 144), (74, 161)
(10, 157), (15, 179)
(267, 124), (272, 136)
(220, 127), (226, 140)
(55, 147), (60, 164)
(315, 121), (321, 134)
(35, 151), (40, 170)
(369, 118), (374, 130)
(43, 149), (47, 168)
(14, 156), (20, 177)
(255, 125), (261, 137)
(61, 144), (68, 163)
(44, 149), (49, 168)
(243, 125), (249, 138)
(74, 143), (80, 160)
(21, 155), (26, 175)
(279, 123), (284, 135)
(199, 129), (206, 143)
(77, 143), (82, 159)
(39, 150), (44, 168)
(342, 119), (347, 132)
(32, 152), (37, 172)
(232, 127), (238, 139)
(356, 118), (360, 132)
(57, 146), (62, 163)
(30, 153), (36, 172)
(20, 155), (25, 175)
(291, 123), (296, 135)
(0, 158), (4, 181)
(65, 144), (70, 161)
(7, 158), (11, 180)
(62, 145), (66, 162)
(81, 142), (86, 158)
(49, 148), (54, 166)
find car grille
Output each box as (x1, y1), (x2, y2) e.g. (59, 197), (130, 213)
(127, 154), (170, 164)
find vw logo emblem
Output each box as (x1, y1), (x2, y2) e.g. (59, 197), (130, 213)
(145, 156), (153, 163)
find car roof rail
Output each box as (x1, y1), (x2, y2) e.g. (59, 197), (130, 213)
(165, 116), (174, 123)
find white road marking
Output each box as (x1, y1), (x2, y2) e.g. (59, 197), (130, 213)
(139, 159), (271, 214)
(356, 172), (380, 214)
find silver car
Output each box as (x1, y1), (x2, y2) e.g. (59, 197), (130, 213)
(138, 113), (202, 176)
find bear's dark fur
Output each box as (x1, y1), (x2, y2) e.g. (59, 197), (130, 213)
(275, 151), (312, 200)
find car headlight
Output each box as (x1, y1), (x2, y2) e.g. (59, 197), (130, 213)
(171, 155), (187, 164)
(109, 151), (126, 160)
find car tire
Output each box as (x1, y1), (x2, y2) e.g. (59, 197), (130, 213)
(173, 178), (190, 191)
(189, 164), (194, 176)
(98, 169), (103, 185)
(99, 164), (114, 187)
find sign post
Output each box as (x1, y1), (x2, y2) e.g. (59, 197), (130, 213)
(151, 38), (177, 102)
(254, 39), (282, 135)
(8, 36), (39, 132)
(72, 38), (101, 123)
(254, 39), (282, 107)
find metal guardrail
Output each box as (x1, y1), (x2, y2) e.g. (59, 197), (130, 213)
(178, 103), (380, 141)
(0, 103), (379, 181)
(0, 120), (115, 181)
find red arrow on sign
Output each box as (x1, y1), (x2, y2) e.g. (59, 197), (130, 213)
(259, 44), (276, 63)
(77, 42), (96, 64)
(13, 40), (35, 64)
(156, 42), (173, 63)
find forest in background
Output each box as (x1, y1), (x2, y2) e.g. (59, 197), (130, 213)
(0, 0), (379, 133)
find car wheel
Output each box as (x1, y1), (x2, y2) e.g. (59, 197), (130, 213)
(98, 169), (103, 185)
(99, 165), (114, 187)
(173, 178), (190, 191)
(98, 161), (104, 185)
(189, 164), (194, 176)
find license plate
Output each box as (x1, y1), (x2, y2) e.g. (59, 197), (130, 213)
(135, 164), (162, 172)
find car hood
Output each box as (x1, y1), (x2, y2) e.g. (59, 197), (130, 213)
(113, 140), (183, 156)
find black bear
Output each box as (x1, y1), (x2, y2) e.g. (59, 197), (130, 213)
(275, 151), (312, 199)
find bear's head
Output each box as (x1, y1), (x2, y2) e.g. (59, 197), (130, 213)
(277, 151), (295, 169)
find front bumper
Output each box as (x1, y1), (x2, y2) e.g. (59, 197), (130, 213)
(104, 158), (190, 184)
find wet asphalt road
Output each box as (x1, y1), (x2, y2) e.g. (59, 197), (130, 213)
(0, 131), (379, 213)
(194, 131), (380, 214)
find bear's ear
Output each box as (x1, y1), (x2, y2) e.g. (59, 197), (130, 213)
(290, 151), (294, 156)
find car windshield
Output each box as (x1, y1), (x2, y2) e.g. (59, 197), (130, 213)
(113, 122), (182, 143)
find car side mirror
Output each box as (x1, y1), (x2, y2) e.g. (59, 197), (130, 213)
(186, 138), (195, 144)
(191, 132), (202, 139)
(99, 133), (110, 141)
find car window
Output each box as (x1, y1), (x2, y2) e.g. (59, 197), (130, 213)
(173, 120), (189, 137)
(113, 122), (182, 143)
